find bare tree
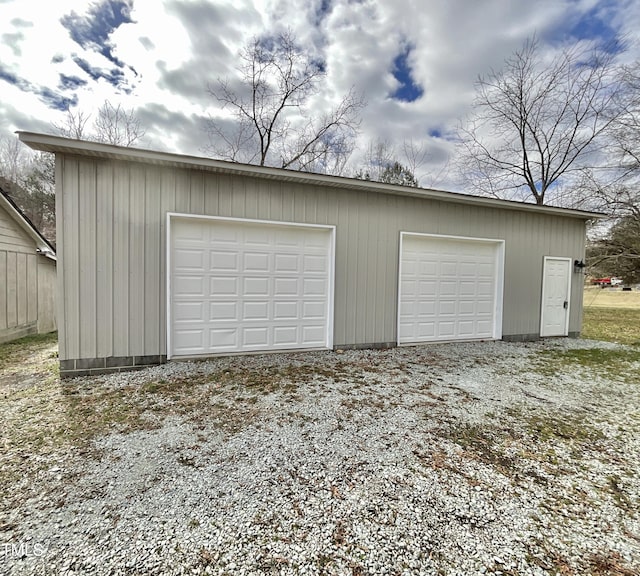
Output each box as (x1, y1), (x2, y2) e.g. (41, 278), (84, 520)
(93, 100), (145, 146)
(458, 36), (623, 205)
(401, 138), (429, 183)
(612, 61), (640, 178)
(53, 100), (145, 147)
(205, 30), (364, 174)
(355, 139), (396, 182)
(0, 135), (32, 183)
(354, 138), (424, 186)
(52, 108), (92, 140)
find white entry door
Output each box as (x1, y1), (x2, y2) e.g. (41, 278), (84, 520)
(540, 257), (571, 337)
(169, 216), (334, 357)
(398, 233), (504, 344)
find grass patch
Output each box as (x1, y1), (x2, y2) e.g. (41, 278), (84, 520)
(445, 423), (517, 477)
(583, 287), (640, 310)
(522, 412), (605, 445)
(582, 307), (640, 345)
(534, 347), (640, 382)
(0, 331), (58, 371)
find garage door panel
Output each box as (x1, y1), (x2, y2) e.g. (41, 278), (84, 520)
(173, 329), (205, 353)
(459, 281), (477, 296)
(419, 261), (437, 275)
(302, 301), (325, 318)
(418, 281), (436, 297)
(308, 234), (330, 248)
(211, 251), (238, 271)
(302, 325), (326, 344)
(401, 280), (417, 297)
(459, 262), (478, 276)
(477, 281), (494, 296)
(210, 328), (237, 348)
(303, 278), (327, 296)
(174, 221), (205, 242)
(243, 252), (269, 271)
(458, 321), (475, 336)
(459, 301), (475, 315)
(399, 234), (501, 344)
(243, 301), (269, 320)
(174, 276), (205, 296)
(243, 277), (269, 295)
(174, 249), (205, 271)
(441, 262), (457, 275)
(210, 302), (237, 320)
(440, 282), (457, 296)
(274, 326), (298, 345)
(211, 277), (237, 296)
(209, 223), (238, 243)
(171, 217), (332, 356)
(245, 228), (271, 246)
(438, 322), (455, 337)
(275, 277), (299, 295)
(275, 301), (298, 319)
(174, 301), (204, 321)
(275, 253), (299, 272)
(304, 254), (328, 273)
(418, 301), (436, 315)
(417, 323), (435, 338)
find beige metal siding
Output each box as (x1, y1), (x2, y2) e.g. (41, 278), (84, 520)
(37, 257), (57, 334)
(0, 203), (35, 253)
(0, 203), (57, 342)
(56, 154), (587, 361)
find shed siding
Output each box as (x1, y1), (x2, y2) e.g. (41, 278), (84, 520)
(56, 155), (586, 361)
(37, 257), (57, 334)
(0, 203), (35, 253)
(0, 202), (57, 343)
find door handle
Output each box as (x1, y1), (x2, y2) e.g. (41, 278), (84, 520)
(563, 301), (568, 309)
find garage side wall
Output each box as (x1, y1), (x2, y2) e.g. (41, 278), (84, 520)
(56, 155), (586, 375)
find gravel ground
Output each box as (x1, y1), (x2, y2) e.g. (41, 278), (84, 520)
(2, 339), (639, 576)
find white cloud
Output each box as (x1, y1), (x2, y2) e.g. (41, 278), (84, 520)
(0, 0), (638, 190)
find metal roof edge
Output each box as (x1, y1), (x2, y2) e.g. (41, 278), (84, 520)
(17, 131), (604, 220)
(0, 181), (57, 259)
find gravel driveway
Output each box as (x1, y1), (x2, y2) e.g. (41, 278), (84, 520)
(2, 339), (639, 576)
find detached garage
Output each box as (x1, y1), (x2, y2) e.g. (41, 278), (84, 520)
(18, 132), (597, 377)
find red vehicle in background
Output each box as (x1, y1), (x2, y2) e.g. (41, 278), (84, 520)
(592, 277), (623, 287)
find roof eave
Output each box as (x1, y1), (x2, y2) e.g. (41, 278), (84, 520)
(0, 184), (56, 258)
(17, 131), (604, 220)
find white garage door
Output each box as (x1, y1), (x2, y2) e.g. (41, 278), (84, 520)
(169, 216), (334, 357)
(398, 233), (503, 344)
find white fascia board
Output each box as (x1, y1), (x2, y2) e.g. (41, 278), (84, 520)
(18, 131), (604, 221)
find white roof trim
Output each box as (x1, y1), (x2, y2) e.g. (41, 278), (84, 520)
(0, 185), (56, 260)
(18, 131), (602, 220)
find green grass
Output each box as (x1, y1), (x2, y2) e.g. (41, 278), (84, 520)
(582, 307), (640, 345)
(0, 331), (58, 370)
(534, 347), (640, 382)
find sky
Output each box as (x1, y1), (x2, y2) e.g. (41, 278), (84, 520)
(1, 0), (639, 190)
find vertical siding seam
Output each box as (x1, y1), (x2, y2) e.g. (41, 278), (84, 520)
(94, 161), (98, 356)
(128, 165), (132, 353)
(73, 160), (80, 355)
(110, 164), (115, 357)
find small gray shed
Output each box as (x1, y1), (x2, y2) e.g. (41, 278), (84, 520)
(19, 132), (596, 377)
(0, 180), (57, 343)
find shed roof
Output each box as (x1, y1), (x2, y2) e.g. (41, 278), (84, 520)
(18, 131), (603, 221)
(0, 178), (56, 260)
